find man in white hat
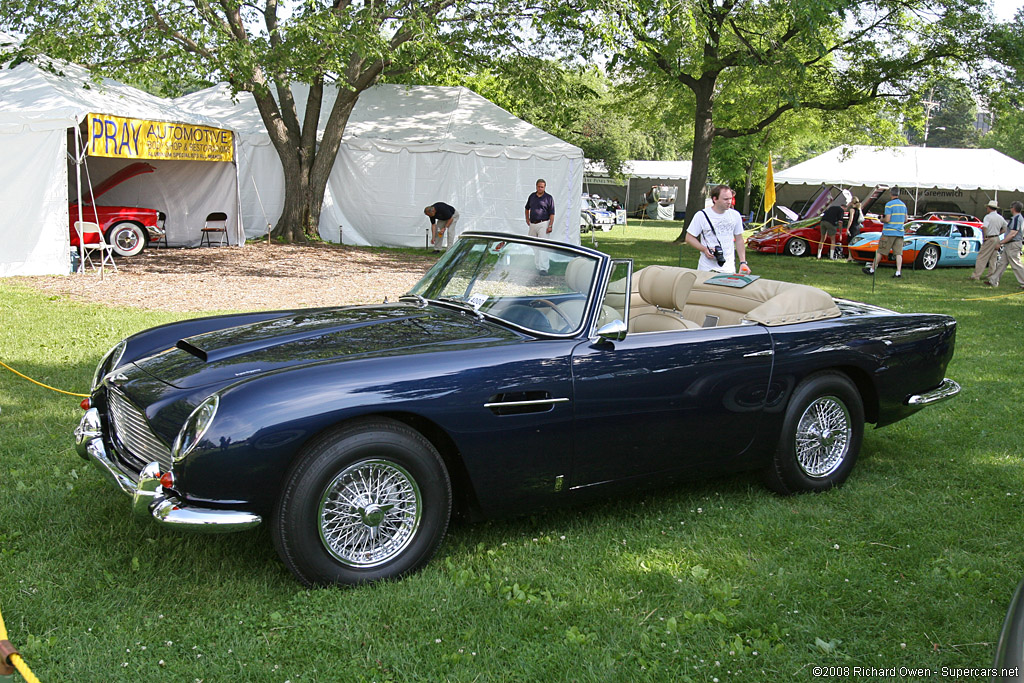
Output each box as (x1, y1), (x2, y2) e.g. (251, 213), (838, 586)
(969, 199), (1007, 281)
(987, 200), (1024, 289)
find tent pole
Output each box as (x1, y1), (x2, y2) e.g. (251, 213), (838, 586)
(73, 118), (86, 275)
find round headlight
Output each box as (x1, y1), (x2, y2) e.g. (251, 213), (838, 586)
(171, 395), (220, 463)
(92, 340), (127, 391)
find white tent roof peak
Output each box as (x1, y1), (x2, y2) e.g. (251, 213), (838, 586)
(0, 47), (225, 131)
(176, 83), (581, 160)
(775, 145), (1024, 193)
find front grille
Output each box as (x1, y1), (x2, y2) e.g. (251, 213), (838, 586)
(108, 388), (173, 472)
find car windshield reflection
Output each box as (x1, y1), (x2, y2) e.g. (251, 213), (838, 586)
(406, 235), (601, 335)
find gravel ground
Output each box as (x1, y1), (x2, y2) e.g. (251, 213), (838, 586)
(10, 243), (437, 313)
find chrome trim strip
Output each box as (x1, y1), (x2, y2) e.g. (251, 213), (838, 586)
(907, 378), (961, 406)
(483, 397), (571, 409)
(743, 349), (774, 357)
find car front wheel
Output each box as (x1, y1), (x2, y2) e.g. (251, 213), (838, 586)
(272, 418), (452, 586)
(784, 237), (808, 257)
(763, 372), (864, 495)
(916, 243), (941, 271)
(106, 222), (147, 257)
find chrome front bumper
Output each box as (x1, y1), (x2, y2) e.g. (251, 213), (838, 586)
(906, 378), (961, 406)
(75, 408), (261, 533)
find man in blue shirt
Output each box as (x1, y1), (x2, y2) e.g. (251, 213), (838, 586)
(525, 179), (556, 274)
(863, 187), (908, 278)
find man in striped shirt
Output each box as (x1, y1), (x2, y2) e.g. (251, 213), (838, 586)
(863, 186), (908, 278)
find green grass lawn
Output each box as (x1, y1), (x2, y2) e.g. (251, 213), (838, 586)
(1, 225), (1022, 681)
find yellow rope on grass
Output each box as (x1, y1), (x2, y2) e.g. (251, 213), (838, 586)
(0, 605), (40, 683)
(0, 360), (89, 398)
(963, 289), (1024, 301)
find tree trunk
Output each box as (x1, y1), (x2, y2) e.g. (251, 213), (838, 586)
(254, 86), (360, 243)
(742, 156), (756, 218)
(675, 76), (718, 243)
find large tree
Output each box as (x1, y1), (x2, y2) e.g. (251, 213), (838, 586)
(981, 8), (1024, 162)
(592, 0), (985, 240)
(1, 0), (530, 242)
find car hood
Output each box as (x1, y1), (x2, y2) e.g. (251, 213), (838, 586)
(132, 304), (519, 390)
(749, 217), (818, 240)
(71, 162), (156, 205)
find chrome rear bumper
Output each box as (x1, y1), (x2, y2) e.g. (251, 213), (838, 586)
(75, 408), (261, 533)
(906, 378), (961, 406)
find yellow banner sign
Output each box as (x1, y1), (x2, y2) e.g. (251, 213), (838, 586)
(87, 113), (234, 162)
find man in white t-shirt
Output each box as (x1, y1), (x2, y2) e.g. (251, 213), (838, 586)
(684, 185), (750, 274)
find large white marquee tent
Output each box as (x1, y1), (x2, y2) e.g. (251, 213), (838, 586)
(175, 83), (584, 247)
(0, 39), (241, 276)
(774, 145), (1024, 218)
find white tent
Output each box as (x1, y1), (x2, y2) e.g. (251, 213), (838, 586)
(175, 83), (584, 247)
(585, 160), (692, 219)
(0, 38), (241, 277)
(774, 145), (1024, 217)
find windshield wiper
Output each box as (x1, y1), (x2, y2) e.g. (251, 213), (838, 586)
(398, 293), (428, 308)
(436, 296), (483, 320)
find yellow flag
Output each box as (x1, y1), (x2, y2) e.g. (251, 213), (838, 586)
(764, 154), (776, 213)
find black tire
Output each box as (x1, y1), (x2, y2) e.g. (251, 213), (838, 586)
(784, 237), (809, 257)
(916, 243), (941, 271)
(763, 372), (864, 495)
(106, 222), (147, 257)
(272, 418), (451, 586)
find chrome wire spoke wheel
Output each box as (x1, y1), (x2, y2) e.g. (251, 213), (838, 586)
(318, 458), (422, 568)
(794, 396), (851, 478)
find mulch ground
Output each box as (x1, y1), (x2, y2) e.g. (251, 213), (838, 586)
(10, 242), (437, 312)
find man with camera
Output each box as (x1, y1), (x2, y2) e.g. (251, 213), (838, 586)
(684, 184), (750, 274)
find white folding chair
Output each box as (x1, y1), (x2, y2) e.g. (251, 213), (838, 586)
(200, 212), (229, 247)
(75, 221), (118, 271)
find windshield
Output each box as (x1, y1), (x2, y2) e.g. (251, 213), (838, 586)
(407, 235), (606, 335)
(907, 222), (949, 237)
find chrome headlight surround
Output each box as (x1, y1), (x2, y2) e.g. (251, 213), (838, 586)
(171, 395), (220, 463)
(92, 340), (127, 391)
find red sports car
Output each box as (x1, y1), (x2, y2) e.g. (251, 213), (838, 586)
(70, 162), (167, 257)
(747, 185), (888, 257)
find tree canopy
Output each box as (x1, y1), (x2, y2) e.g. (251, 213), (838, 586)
(1, 0), (537, 241)
(590, 0), (987, 238)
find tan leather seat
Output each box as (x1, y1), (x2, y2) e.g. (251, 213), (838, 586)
(558, 257), (622, 330)
(629, 267), (699, 332)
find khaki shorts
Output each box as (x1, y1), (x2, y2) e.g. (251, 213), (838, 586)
(877, 234), (904, 256)
(820, 220), (838, 237)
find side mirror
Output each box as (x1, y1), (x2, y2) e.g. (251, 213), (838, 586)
(595, 319), (627, 342)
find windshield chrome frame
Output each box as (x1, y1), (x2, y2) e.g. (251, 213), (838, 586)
(405, 231), (611, 339)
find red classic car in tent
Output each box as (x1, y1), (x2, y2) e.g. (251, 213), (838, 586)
(70, 162), (167, 257)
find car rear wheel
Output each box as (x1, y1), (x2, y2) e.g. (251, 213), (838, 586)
(916, 243), (941, 271)
(106, 222), (147, 257)
(763, 372), (864, 495)
(784, 237), (809, 257)
(272, 418), (451, 586)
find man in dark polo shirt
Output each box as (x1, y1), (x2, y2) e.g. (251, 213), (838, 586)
(524, 179), (555, 274)
(818, 201), (846, 259)
(424, 201), (459, 252)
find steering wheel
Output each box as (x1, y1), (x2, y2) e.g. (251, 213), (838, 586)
(530, 298), (574, 330)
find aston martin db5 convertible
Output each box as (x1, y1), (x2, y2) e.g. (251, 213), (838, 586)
(75, 232), (960, 586)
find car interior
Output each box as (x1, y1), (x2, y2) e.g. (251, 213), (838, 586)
(623, 265), (841, 331)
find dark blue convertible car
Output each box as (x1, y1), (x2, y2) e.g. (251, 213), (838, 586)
(75, 232), (960, 586)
